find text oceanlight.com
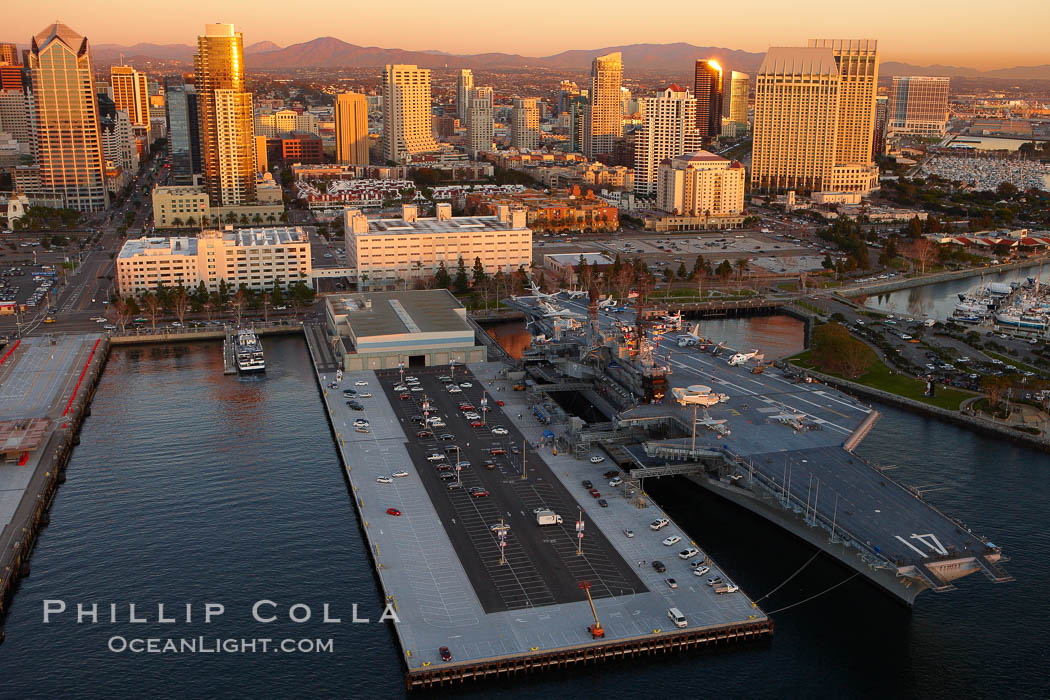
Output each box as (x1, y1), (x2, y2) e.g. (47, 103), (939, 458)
(108, 637), (335, 654)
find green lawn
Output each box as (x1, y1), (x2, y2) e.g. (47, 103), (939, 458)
(788, 349), (975, 411)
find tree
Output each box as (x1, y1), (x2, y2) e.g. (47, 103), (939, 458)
(908, 238), (936, 275)
(811, 322), (874, 379)
(270, 279), (285, 308)
(193, 281), (209, 312)
(112, 295), (130, 333)
(224, 210), (237, 224)
(981, 375), (1011, 411)
(453, 256), (470, 294)
(996, 181), (1018, 200)
(677, 261), (687, 279)
(262, 291), (271, 323)
(435, 260), (451, 289)
(716, 259), (733, 280)
(472, 256), (487, 287)
(140, 291), (161, 332)
(172, 217), (183, 228)
(171, 284), (190, 326)
(734, 258), (749, 282)
(822, 253), (834, 270)
(231, 287), (247, 326)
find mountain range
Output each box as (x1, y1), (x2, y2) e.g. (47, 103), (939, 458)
(75, 38), (1050, 80)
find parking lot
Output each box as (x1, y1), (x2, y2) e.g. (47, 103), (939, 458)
(375, 366), (645, 614)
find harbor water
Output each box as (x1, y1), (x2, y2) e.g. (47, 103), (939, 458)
(0, 335), (1046, 698)
(863, 264), (1046, 321)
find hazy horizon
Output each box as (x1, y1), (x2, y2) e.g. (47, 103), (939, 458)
(8, 0), (1050, 70)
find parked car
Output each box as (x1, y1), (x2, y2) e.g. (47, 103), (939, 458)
(590, 455), (605, 464)
(376, 476), (393, 484)
(623, 528), (634, 538)
(679, 547), (700, 560)
(652, 560), (667, 573)
(386, 508), (401, 516)
(439, 646), (452, 662)
(392, 471), (409, 478)
(663, 535), (682, 546)
(650, 518), (669, 530)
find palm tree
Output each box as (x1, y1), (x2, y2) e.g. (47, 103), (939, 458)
(172, 217), (183, 228)
(266, 214), (276, 223)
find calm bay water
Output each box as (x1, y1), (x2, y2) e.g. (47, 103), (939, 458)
(863, 264), (1047, 321)
(0, 335), (1046, 698)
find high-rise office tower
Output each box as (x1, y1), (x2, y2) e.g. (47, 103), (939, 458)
(381, 64), (439, 162)
(873, 95), (888, 158)
(567, 95), (587, 154)
(584, 52), (623, 160)
(27, 22), (108, 211)
(510, 97), (540, 151)
(0, 44), (17, 66)
(557, 80), (579, 115)
(728, 71), (749, 129)
(98, 93), (138, 173)
(335, 91), (369, 165)
(693, 59), (723, 138)
(887, 76), (949, 136)
(633, 85), (703, 196)
(110, 65), (150, 130)
(809, 39), (879, 168)
(751, 40), (879, 194)
(456, 69), (473, 119)
(195, 23), (256, 206)
(466, 86), (494, 159)
(165, 79), (195, 184)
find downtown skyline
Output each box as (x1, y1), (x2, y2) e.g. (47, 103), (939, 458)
(6, 0), (1050, 71)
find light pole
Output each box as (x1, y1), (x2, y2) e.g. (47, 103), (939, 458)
(575, 507), (584, 556)
(494, 517), (509, 565)
(398, 359), (405, 385)
(521, 439), (527, 480)
(449, 358), (456, 382)
(481, 396), (488, 426)
(456, 445), (462, 486)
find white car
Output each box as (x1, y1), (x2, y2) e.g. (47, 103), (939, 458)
(405, 376), (418, 382)
(692, 565), (710, 576)
(623, 528), (634, 538)
(355, 381), (368, 386)
(376, 476), (393, 484)
(392, 470), (409, 478)
(679, 547), (700, 560)
(426, 453), (444, 462)
(609, 477), (623, 487)
(662, 535), (682, 546)
(448, 386), (462, 394)
(353, 419), (369, 427)
(491, 427), (509, 436)
(358, 393), (372, 398)
(590, 455), (605, 464)
(459, 382), (473, 388)
(650, 518), (669, 531)
(464, 412), (481, 420)
(411, 386), (424, 392)
(394, 385), (408, 392)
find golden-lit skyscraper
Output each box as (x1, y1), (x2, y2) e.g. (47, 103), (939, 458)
(584, 52), (623, 160)
(334, 91), (369, 165)
(0, 43), (18, 66)
(110, 65), (150, 130)
(195, 23), (256, 206)
(751, 40), (879, 195)
(28, 22), (108, 211)
(887, 76), (950, 136)
(728, 71), (749, 129)
(456, 69), (473, 119)
(693, 59), (723, 138)
(466, 86), (494, 159)
(510, 98), (540, 151)
(381, 64), (439, 162)
(809, 39), (879, 169)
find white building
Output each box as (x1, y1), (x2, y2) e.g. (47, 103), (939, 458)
(466, 86), (494, 159)
(345, 203), (531, 290)
(510, 98), (540, 151)
(634, 85), (703, 196)
(256, 109), (319, 137)
(116, 227), (312, 296)
(656, 151), (746, 218)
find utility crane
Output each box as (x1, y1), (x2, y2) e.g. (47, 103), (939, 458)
(578, 580), (604, 638)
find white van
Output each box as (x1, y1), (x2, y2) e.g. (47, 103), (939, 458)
(667, 607), (687, 628)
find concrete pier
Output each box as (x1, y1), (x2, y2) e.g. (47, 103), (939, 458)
(0, 334), (109, 621)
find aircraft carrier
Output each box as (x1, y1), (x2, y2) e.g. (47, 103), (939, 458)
(505, 290), (1013, 605)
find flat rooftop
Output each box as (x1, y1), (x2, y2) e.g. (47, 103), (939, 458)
(314, 361), (766, 672)
(328, 290), (470, 338)
(364, 215), (523, 235)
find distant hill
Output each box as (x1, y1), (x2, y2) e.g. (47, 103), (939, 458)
(78, 38), (1050, 80)
(245, 41), (281, 55)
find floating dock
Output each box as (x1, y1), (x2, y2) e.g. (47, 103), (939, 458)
(304, 331), (771, 689)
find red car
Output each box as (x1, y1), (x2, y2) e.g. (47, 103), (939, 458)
(386, 507), (402, 516)
(439, 646), (452, 662)
(459, 404), (475, 411)
(399, 393), (411, 400)
(589, 488), (600, 498)
(470, 421), (484, 428)
(489, 447), (505, 456)
(496, 400), (505, 406)
(416, 430), (434, 438)
(469, 487), (490, 498)
(435, 463), (452, 471)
